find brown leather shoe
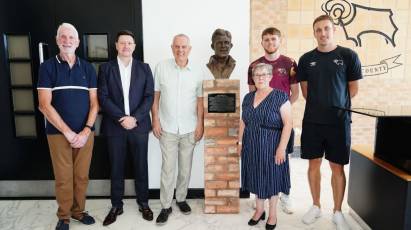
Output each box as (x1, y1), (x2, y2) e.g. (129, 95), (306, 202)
(139, 206), (153, 221)
(103, 207), (123, 226)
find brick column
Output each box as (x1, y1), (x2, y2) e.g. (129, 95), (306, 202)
(203, 79), (240, 214)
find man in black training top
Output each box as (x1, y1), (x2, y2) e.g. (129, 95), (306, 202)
(298, 15), (362, 230)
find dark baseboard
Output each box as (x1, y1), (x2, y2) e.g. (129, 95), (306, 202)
(0, 188), (250, 200)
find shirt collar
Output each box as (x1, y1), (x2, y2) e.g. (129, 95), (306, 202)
(55, 54), (80, 67)
(117, 56), (133, 69)
(173, 59), (192, 70)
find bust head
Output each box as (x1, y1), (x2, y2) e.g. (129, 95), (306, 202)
(207, 29), (236, 79)
(211, 29), (233, 58)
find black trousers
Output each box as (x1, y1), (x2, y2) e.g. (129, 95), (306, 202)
(107, 131), (149, 208)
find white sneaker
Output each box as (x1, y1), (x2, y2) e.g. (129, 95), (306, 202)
(302, 205), (322, 224)
(279, 194), (293, 214)
(332, 211), (351, 230)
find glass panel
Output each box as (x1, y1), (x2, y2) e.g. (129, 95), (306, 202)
(91, 62), (104, 73)
(10, 62), (32, 85)
(12, 90), (34, 111)
(87, 34), (108, 59)
(94, 114), (103, 136)
(15, 115), (36, 137)
(7, 35), (30, 59)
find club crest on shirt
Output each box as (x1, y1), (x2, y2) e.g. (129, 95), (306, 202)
(276, 68), (287, 75)
(333, 59), (344, 65)
(309, 62), (317, 67)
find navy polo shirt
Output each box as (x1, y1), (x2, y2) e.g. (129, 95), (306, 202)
(37, 55), (97, 134)
(297, 46), (362, 124)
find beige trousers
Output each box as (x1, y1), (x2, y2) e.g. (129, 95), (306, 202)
(159, 131), (197, 208)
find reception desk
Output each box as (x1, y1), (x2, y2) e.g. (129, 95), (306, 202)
(349, 145), (411, 230)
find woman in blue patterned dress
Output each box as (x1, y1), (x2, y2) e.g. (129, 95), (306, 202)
(238, 63), (292, 230)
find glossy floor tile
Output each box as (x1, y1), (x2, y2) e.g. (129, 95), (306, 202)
(0, 158), (364, 230)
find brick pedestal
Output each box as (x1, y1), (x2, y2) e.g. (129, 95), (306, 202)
(203, 79), (240, 214)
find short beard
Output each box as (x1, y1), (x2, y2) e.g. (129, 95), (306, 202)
(264, 48), (278, 55)
(59, 46), (76, 55)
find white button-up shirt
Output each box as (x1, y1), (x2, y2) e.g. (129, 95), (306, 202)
(117, 57), (132, 115)
(154, 58), (203, 135)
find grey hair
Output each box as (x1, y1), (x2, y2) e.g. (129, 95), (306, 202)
(172, 34), (191, 46)
(252, 63), (273, 76)
(56, 22), (79, 38)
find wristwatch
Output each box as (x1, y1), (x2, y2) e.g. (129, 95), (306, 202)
(84, 124), (93, 130)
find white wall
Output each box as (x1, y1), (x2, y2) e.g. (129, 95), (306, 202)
(142, 0), (250, 188)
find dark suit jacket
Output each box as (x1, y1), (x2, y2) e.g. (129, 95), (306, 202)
(98, 59), (154, 136)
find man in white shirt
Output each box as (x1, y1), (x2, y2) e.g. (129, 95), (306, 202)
(151, 34), (204, 225)
(98, 30), (154, 226)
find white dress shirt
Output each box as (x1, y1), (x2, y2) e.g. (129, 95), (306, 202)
(154, 58), (204, 135)
(117, 57), (132, 115)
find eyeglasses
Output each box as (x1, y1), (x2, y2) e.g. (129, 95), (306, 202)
(118, 42), (135, 46)
(252, 73), (271, 79)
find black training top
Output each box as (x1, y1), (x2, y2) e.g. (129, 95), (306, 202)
(297, 46), (362, 124)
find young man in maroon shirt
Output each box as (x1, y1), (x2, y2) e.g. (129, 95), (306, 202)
(248, 27), (299, 215)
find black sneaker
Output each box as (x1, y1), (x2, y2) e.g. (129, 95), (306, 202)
(176, 201), (191, 215)
(55, 219), (69, 230)
(156, 207), (172, 225)
(71, 212), (95, 225)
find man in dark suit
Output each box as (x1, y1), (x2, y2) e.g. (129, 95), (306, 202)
(98, 30), (154, 226)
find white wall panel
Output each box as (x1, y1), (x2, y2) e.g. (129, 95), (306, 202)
(142, 0), (250, 188)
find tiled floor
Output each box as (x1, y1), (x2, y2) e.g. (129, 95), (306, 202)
(0, 158), (364, 230)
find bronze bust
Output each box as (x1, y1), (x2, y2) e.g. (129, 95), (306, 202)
(207, 28), (236, 79)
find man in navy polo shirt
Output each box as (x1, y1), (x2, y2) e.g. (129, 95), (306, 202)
(37, 22), (99, 230)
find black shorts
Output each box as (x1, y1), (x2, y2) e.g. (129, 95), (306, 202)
(286, 128), (294, 154)
(300, 122), (351, 165)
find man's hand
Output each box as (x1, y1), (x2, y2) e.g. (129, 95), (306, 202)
(63, 130), (78, 144)
(119, 116), (137, 130)
(152, 119), (162, 139)
(275, 147), (286, 165)
(71, 128), (90, 148)
(194, 123), (204, 141)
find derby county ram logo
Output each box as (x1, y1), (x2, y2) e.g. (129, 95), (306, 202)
(333, 59), (344, 65)
(322, 0), (398, 47)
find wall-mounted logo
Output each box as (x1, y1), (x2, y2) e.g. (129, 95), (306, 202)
(361, 55), (402, 76)
(321, 0), (398, 47)
(322, 0), (402, 76)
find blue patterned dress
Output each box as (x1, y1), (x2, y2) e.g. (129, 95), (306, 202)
(241, 89), (291, 199)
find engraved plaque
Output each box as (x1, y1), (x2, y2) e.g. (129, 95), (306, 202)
(208, 93), (235, 113)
